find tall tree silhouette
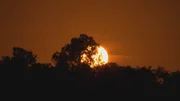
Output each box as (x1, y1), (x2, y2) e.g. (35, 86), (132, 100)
(52, 34), (99, 69)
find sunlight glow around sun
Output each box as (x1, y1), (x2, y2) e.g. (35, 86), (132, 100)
(81, 46), (108, 68)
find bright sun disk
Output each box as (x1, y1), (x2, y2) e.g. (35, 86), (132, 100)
(81, 46), (108, 68)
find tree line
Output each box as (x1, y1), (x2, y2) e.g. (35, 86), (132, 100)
(0, 34), (180, 96)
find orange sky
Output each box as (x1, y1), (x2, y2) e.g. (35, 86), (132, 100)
(0, 0), (180, 71)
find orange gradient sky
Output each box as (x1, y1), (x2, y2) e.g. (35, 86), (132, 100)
(0, 0), (180, 71)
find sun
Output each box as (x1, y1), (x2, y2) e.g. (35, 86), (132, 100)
(97, 46), (108, 64)
(81, 46), (108, 68)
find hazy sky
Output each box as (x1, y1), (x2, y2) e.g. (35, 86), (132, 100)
(0, 0), (180, 71)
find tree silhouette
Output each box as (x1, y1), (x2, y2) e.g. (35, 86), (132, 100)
(1, 34), (180, 96)
(1, 47), (37, 80)
(12, 47), (37, 66)
(52, 34), (99, 69)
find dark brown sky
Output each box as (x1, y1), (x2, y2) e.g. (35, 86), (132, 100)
(1, 0), (180, 71)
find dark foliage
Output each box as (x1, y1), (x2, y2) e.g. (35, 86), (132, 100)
(0, 35), (180, 96)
